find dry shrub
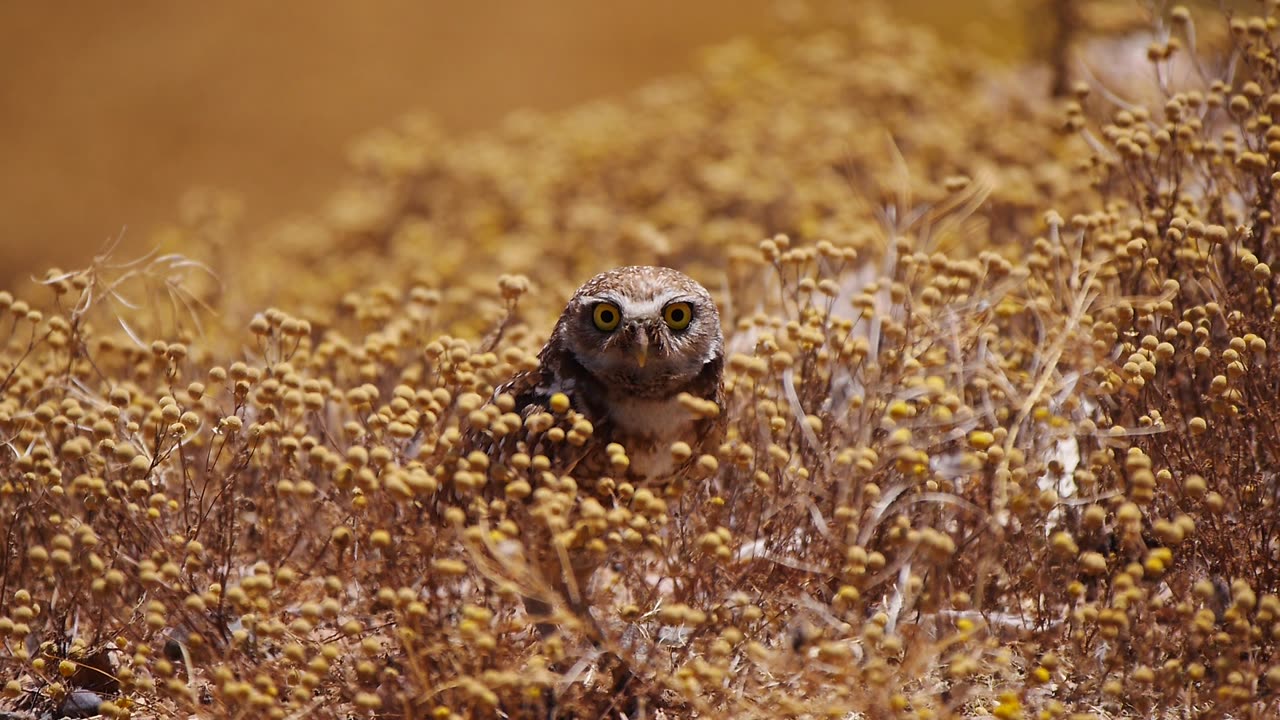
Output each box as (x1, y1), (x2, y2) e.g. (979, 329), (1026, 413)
(3, 3), (1280, 719)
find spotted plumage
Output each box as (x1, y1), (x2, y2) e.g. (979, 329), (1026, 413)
(487, 265), (724, 485)
(461, 266), (725, 634)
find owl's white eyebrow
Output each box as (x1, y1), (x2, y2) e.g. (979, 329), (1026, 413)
(589, 293), (692, 318)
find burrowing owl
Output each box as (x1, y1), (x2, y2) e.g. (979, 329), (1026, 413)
(466, 266), (724, 634)
(492, 265), (724, 483)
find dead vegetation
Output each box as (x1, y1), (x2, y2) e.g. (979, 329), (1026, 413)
(4, 3), (1280, 718)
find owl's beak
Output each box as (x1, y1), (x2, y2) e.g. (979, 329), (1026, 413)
(631, 328), (650, 368)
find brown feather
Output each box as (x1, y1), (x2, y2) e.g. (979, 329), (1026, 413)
(455, 266), (724, 634)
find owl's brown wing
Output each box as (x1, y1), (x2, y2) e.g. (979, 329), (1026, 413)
(457, 365), (609, 631)
(465, 359), (609, 484)
(684, 350), (727, 468)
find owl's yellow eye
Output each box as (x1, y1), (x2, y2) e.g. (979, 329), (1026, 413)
(592, 302), (622, 331)
(663, 302), (693, 330)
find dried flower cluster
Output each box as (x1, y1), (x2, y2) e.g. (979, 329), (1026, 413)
(4, 3), (1280, 718)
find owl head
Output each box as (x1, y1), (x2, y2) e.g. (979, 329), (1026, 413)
(552, 266), (723, 397)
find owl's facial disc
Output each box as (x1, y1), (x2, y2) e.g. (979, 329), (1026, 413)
(573, 294), (704, 390)
(556, 267), (723, 398)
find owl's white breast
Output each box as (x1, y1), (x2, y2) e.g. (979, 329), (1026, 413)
(605, 395), (696, 481)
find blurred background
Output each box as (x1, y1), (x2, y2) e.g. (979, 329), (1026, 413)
(1, 1), (1080, 289)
